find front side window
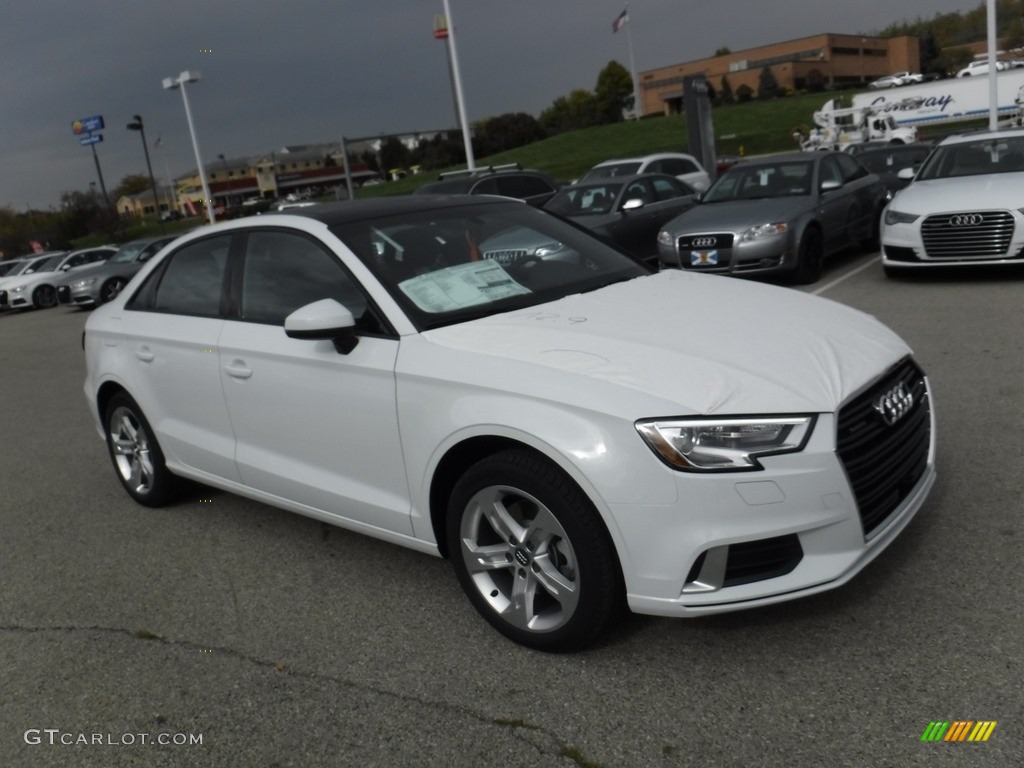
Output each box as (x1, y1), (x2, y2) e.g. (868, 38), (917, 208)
(150, 236), (231, 317)
(240, 231), (380, 331)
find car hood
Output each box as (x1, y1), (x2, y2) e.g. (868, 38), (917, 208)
(892, 174), (1024, 213)
(422, 270), (909, 415)
(2, 272), (57, 291)
(667, 197), (811, 232)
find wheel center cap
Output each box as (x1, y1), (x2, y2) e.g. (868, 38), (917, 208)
(514, 548), (530, 567)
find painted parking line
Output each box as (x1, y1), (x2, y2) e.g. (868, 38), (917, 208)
(811, 254), (880, 295)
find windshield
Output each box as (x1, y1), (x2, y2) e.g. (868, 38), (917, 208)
(545, 182), (623, 216)
(579, 162), (642, 181)
(703, 161), (813, 202)
(331, 201), (648, 330)
(109, 242), (148, 264)
(915, 136), (1024, 180)
(857, 148), (931, 175)
(0, 260), (25, 276)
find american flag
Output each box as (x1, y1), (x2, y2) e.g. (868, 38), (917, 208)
(612, 8), (628, 33)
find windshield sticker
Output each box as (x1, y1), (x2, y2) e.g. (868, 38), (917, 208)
(399, 260), (531, 313)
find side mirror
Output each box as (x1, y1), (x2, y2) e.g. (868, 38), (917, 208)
(61, 264), (71, 271)
(621, 198), (644, 212)
(284, 298), (358, 354)
(897, 167), (916, 180)
(820, 179), (843, 193)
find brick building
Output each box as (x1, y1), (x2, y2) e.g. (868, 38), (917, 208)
(640, 33), (920, 115)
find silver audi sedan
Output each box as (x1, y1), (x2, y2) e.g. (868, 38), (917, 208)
(656, 151), (887, 283)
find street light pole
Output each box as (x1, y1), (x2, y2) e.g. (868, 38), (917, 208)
(127, 114), (166, 234)
(162, 70), (215, 223)
(440, 0), (475, 169)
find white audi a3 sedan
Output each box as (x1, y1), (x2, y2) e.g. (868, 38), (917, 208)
(881, 128), (1024, 275)
(84, 196), (936, 650)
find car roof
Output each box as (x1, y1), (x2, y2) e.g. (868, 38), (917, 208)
(290, 195), (518, 227)
(937, 127), (1024, 145)
(565, 173), (682, 189)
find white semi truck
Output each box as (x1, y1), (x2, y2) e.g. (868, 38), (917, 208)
(850, 68), (1024, 127)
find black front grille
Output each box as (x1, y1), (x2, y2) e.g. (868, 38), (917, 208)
(921, 211), (1013, 258)
(677, 233), (734, 250)
(837, 357), (930, 537)
(0, 290), (6, 306)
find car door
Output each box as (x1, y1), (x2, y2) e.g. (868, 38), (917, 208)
(815, 156), (853, 254)
(121, 233), (241, 482)
(835, 152), (883, 242)
(216, 228), (411, 535)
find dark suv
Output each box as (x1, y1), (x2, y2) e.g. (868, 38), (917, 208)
(414, 164), (562, 207)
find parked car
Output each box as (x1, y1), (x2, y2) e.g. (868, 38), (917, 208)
(415, 164), (562, 207)
(0, 246), (116, 309)
(540, 173), (698, 263)
(854, 144), (933, 195)
(956, 60), (1008, 77)
(0, 252), (68, 309)
(83, 196), (935, 651)
(656, 151), (887, 282)
(578, 153), (712, 192)
(59, 236), (177, 307)
(868, 74), (906, 89)
(881, 127), (1024, 275)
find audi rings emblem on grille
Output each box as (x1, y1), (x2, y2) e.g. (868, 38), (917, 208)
(692, 237), (716, 247)
(949, 214), (983, 226)
(874, 382), (914, 426)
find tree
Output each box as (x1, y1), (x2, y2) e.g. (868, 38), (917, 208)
(378, 137), (413, 176)
(112, 173), (152, 202)
(714, 47), (732, 57)
(540, 89), (600, 135)
(594, 60), (634, 121)
(758, 65), (781, 99)
(719, 75), (735, 105)
(473, 113), (546, 157)
(735, 84), (754, 103)
(805, 68), (827, 93)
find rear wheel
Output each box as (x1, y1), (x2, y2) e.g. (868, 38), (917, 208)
(99, 277), (127, 304)
(447, 449), (623, 651)
(792, 227), (823, 284)
(32, 284), (57, 309)
(104, 392), (180, 507)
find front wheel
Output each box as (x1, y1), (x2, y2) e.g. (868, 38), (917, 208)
(32, 284), (58, 309)
(791, 227), (823, 284)
(104, 392), (180, 507)
(446, 449), (623, 651)
(99, 277), (127, 304)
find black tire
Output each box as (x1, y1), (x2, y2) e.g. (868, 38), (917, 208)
(791, 227), (824, 284)
(32, 284), (57, 309)
(104, 392), (180, 507)
(446, 449), (623, 651)
(99, 277), (127, 304)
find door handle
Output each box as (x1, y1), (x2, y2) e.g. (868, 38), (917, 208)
(224, 361), (253, 379)
(135, 347), (154, 363)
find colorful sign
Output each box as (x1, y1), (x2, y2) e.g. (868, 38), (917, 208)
(71, 115), (105, 135)
(79, 135), (103, 146)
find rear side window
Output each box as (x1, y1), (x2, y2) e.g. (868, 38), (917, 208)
(148, 235), (231, 317)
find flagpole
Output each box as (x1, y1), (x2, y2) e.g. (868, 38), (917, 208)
(625, 10), (639, 119)
(441, 0), (476, 169)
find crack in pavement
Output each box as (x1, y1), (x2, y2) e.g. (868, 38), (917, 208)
(0, 623), (597, 766)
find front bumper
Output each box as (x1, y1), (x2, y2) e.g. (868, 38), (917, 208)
(882, 208), (1024, 267)
(69, 284), (101, 306)
(657, 232), (796, 276)
(617, 363), (935, 617)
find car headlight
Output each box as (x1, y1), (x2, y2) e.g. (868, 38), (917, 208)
(657, 229), (674, 246)
(738, 222), (788, 242)
(72, 278), (98, 288)
(884, 209), (919, 225)
(12, 285), (25, 293)
(635, 416), (815, 471)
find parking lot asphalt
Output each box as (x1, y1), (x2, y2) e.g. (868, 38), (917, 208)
(1, 256), (1022, 767)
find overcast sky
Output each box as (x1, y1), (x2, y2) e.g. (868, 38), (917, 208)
(3, 0), (977, 209)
